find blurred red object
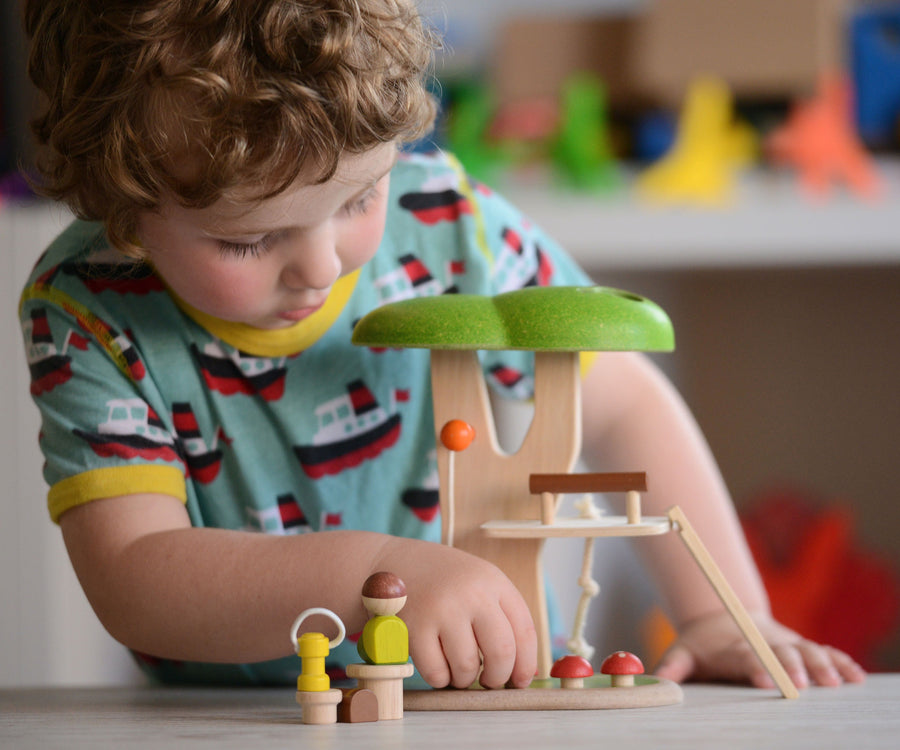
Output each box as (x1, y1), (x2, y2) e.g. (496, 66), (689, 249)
(741, 488), (900, 671)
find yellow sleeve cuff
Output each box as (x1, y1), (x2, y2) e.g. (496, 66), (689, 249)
(48, 465), (187, 523)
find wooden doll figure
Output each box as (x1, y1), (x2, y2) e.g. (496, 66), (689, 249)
(357, 572), (409, 665)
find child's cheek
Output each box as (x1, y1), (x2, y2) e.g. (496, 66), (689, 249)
(188, 265), (270, 319)
(344, 211), (388, 270)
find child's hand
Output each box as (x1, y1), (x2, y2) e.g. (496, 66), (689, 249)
(654, 610), (866, 689)
(376, 540), (537, 690)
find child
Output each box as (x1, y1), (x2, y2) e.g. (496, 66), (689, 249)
(21, 0), (863, 690)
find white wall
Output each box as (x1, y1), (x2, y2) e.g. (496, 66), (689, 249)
(1, 205), (142, 686)
(421, 0), (643, 67)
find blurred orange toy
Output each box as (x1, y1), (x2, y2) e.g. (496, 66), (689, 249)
(766, 70), (883, 200)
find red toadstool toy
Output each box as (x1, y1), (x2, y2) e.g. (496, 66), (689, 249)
(600, 651), (644, 687)
(550, 654), (594, 689)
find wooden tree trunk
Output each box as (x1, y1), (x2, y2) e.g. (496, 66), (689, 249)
(431, 350), (582, 678)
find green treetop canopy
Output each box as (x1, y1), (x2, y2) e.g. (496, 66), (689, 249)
(351, 286), (675, 352)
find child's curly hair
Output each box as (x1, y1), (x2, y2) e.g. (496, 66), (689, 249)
(25, 0), (439, 255)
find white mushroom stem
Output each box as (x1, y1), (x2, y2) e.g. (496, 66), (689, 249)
(610, 674), (635, 688)
(567, 495), (602, 660)
(560, 677), (586, 690)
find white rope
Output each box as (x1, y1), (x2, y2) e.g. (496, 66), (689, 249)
(567, 494), (602, 660)
(445, 451), (456, 547)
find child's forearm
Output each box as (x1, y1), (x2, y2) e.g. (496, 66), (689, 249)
(581, 353), (769, 627)
(120, 529), (405, 662)
(61, 496), (417, 663)
(60, 493), (537, 690)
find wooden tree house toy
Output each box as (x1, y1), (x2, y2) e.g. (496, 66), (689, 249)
(351, 286), (798, 710)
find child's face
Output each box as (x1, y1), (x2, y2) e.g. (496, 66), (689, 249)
(137, 143), (397, 329)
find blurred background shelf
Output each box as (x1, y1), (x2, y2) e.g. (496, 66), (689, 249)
(498, 160), (900, 270)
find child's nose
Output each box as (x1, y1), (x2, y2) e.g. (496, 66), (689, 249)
(280, 228), (341, 291)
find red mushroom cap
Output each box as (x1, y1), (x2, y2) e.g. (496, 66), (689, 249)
(550, 654), (594, 679)
(600, 651), (644, 675)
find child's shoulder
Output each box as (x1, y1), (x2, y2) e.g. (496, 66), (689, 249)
(19, 219), (157, 317)
(391, 149), (464, 190)
(390, 149), (522, 223)
(23, 220), (122, 286)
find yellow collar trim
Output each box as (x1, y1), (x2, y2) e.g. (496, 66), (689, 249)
(170, 270), (360, 357)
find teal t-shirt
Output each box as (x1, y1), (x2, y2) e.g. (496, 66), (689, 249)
(20, 151), (591, 684)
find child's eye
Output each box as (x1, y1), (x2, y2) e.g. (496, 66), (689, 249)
(217, 235), (272, 259)
(343, 187), (378, 217)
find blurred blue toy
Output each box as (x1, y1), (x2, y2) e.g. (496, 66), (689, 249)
(851, 4), (900, 147)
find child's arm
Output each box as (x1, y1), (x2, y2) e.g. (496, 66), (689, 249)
(59, 493), (536, 689)
(580, 352), (865, 688)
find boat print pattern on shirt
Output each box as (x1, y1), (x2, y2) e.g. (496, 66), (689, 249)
(24, 308), (90, 395)
(245, 494), (344, 535)
(372, 253), (463, 304)
(493, 225), (555, 292)
(73, 398), (182, 464)
(73, 399), (223, 484)
(172, 402), (223, 484)
(59, 260), (166, 295)
(293, 380), (404, 479)
(191, 341), (289, 401)
(401, 449), (440, 523)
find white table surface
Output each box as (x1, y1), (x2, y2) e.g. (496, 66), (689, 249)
(2, 675), (898, 749)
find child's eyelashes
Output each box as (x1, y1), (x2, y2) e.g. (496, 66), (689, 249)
(217, 235), (273, 259)
(343, 186), (379, 216)
(215, 185), (382, 258)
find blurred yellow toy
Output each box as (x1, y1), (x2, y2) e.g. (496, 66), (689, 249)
(638, 77), (756, 206)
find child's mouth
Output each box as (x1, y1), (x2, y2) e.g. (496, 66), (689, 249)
(278, 302), (324, 322)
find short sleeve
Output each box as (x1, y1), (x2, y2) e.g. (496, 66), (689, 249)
(20, 288), (186, 522)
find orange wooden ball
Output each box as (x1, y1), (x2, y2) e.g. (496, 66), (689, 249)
(440, 420), (475, 452)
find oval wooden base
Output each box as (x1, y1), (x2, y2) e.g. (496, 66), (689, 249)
(404, 675), (682, 711)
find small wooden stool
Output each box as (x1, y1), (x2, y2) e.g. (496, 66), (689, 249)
(345, 663), (414, 720)
(295, 688), (342, 725)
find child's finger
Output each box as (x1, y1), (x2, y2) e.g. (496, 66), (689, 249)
(825, 646), (866, 684)
(438, 624), (483, 689)
(473, 611), (517, 689)
(498, 594), (537, 689)
(410, 626), (453, 689)
(793, 640), (841, 686)
(767, 642), (809, 689)
(794, 641), (866, 686)
(653, 643), (695, 683)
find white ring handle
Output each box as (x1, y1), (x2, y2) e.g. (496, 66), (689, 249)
(290, 607), (346, 651)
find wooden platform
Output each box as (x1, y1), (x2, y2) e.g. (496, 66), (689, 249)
(404, 675), (683, 711)
(481, 515), (671, 538)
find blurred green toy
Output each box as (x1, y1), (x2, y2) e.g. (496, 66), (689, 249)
(445, 80), (506, 184)
(551, 74), (620, 192)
